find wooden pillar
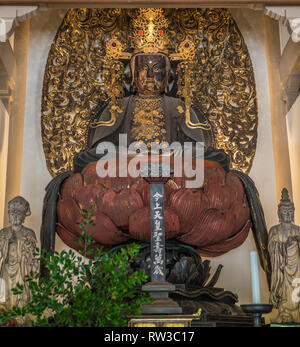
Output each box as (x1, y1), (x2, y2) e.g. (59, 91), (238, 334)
(4, 20), (30, 226)
(0, 101), (10, 228)
(0, 37), (15, 228)
(264, 15), (293, 203)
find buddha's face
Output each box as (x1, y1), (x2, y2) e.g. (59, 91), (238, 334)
(8, 208), (25, 227)
(134, 54), (168, 96)
(278, 205), (294, 224)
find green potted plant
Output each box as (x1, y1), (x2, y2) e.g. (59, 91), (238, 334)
(0, 206), (151, 327)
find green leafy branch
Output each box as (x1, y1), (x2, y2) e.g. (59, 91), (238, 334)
(0, 206), (151, 327)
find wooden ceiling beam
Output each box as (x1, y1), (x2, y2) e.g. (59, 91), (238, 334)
(0, 0), (300, 6)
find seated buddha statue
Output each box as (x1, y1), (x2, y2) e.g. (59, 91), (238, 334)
(73, 52), (216, 173)
(41, 49), (271, 288)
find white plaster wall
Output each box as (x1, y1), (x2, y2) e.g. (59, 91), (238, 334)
(287, 95), (300, 225)
(19, 8), (278, 308)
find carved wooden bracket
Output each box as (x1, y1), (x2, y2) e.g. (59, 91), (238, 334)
(0, 6), (38, 111)
(265, 6), (300, 112)
(0, 40), (16, 112)
(289, 18), (300, 43)
(265, 6), (300, 43)
(0, 5), (38, 42)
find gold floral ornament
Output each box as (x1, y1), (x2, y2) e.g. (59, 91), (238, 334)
(171, 37), (196, 61)
(41, 8), (130, 176)
(130, 8), (170, 54)
(41, 8), (258, 176)
(131, 96), (167, 148)
(177, 61), (211, 131)
(90, 38), (129, 128)
(105, 38), (130, 60)
(90, 59), (125, 128)
(171, 37), (211, 131)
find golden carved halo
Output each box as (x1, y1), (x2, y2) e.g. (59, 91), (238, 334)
(41, 8), (258, 177)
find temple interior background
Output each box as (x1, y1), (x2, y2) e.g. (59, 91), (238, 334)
(0, 3), (300, 323)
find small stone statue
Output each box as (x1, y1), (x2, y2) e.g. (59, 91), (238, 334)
(268, 188), (300, 323)
(0, 196), (38, 309)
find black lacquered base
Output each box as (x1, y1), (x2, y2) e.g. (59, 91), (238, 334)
(241, 304), (273, 327)
(142, 282), (182, 314)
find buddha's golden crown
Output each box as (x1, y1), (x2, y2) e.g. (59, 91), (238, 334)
(105, 8), (196, 61)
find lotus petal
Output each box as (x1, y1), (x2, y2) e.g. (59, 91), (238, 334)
(57, 197), (82, 235)
(204, 183), (233, 210)
(128, 207), (150, 242)
(168, 188), (209, 234)
(82, 162), (101, 185)
(229, 200), (250, 232)
(60, 173), (83, 199)
(131, 177), (148, 199)
(98, 188), (143, 229)
(85, 212), (130, 245)
(225, 172), (245, 202)
(57, 223), (86, 253)
(57, 223), (111, 257)
(197, 220), (252, 257)
(177, 208), (235, 247)
(140, 182), (177, 207)
(74, 184), (104, 210)
(57, 196), (129, 246)
(203, 167), (226, 185)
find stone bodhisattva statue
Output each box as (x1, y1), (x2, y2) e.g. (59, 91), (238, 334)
(0, 196), (38, 309)
(268, 188), (300, 323)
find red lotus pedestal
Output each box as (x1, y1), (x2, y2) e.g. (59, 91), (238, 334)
(56, 156), (251, 258)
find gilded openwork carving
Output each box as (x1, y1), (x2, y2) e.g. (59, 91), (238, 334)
(41, 8), (257, 177)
